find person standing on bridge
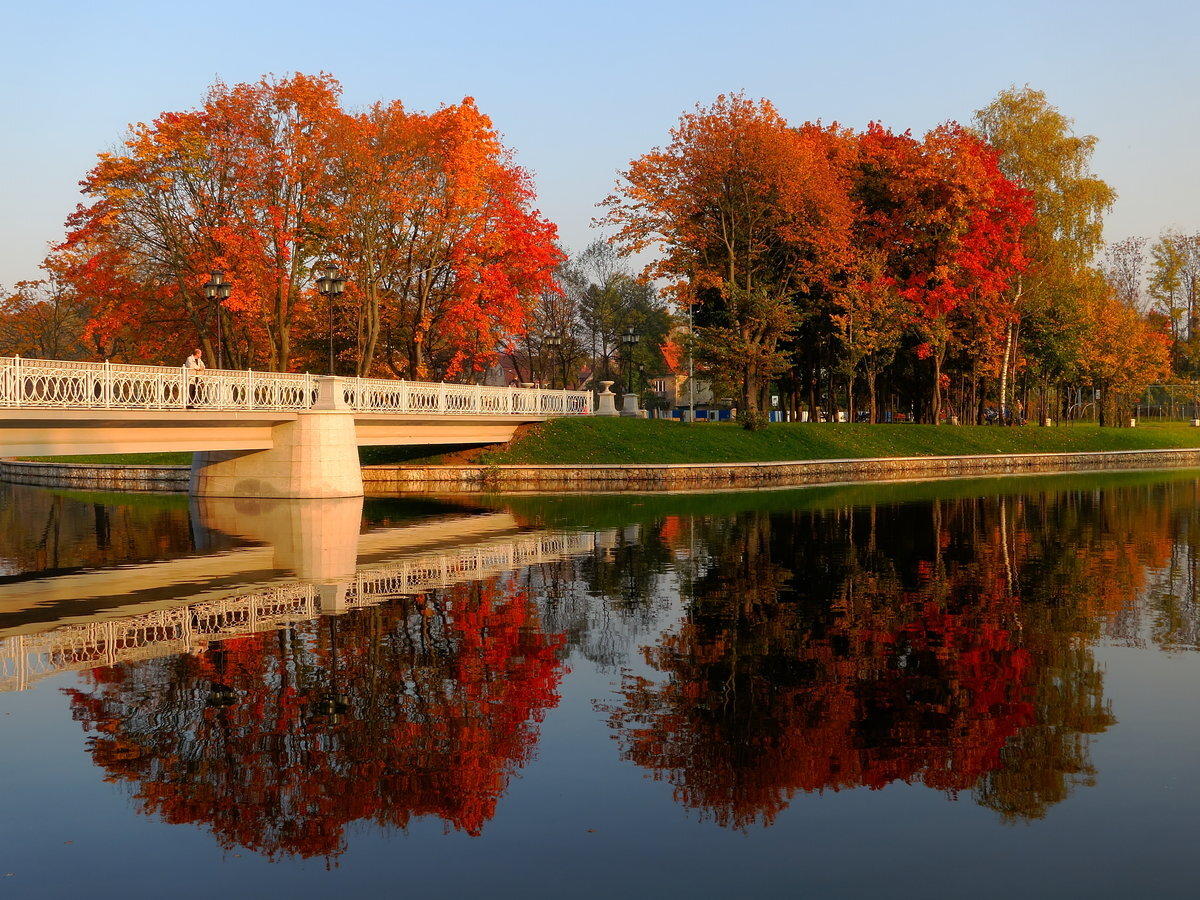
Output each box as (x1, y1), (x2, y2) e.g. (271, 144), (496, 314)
(185, 348), (205, 407)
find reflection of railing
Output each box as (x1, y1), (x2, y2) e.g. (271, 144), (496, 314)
(0, 530), (594, 692)
(0, 355), (591, 416)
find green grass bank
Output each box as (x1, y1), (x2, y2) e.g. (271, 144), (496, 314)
(367, 418), (1200, 466)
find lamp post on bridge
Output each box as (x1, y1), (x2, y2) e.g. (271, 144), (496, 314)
(544, 334), (561, 388)
(203, 272), (232, 369)
(316, 264), (346, 375)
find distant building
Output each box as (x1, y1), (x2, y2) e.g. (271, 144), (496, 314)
(648, 372), (714, 414)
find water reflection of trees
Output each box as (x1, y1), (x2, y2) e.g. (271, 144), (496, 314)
(0, 483), (200, 577)
(602, 483), (1200, 829)
(56, 478), (1200, 853)
(66, 577), (565, 862)
(526, 526), (677, 671)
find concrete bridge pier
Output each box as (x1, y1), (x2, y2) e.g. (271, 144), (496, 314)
(190, 377), (364, 499)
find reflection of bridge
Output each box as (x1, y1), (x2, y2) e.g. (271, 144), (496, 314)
(0, 355), (592, 498)
(0, 529), (594, 692)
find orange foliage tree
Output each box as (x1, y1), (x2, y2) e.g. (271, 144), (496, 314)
(599, 95), (856, 414)
(1076, 278), (1171, 425)
(328, 98), (562, 378)
(602, 97), (1049, 424)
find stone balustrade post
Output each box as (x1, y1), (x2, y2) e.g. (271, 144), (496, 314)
(596, 380), (618, 416)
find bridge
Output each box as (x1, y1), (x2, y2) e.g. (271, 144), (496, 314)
(0, 355), (592, 498)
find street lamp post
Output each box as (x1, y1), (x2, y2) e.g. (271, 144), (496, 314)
(544, 334), (561, 388)
(687, 299), (695, 423)
(621, 328), (640, 392)
(203, 271), (232, 369)
(316, 264), (346, 375)
(620, 328), (641, 416)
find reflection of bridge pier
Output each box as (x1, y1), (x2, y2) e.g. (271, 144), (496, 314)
(194, 494), (365, 614)
(192, 495), (365, 584)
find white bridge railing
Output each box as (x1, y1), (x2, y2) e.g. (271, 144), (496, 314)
(342, 376), (591, 417)
(0, 355), (591, 416)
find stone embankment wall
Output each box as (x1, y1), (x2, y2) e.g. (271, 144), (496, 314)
(5, 448), (1200, 494)
(0, 460), (189, 491)
(362, 448), (1200, 493)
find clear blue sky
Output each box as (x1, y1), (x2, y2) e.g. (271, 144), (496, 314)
(2, 0), (1197, 288)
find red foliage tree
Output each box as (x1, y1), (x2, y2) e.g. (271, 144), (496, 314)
(853, 123), (1032, 421)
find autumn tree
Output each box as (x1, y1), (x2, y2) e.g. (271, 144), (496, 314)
(830, 252), (911, 422)
(207, 74), (343, 370)
(1077, 276), (1171, 425)
(972, 86), (1117, 418)
(600, 95), (855, 414)
(51, 102), (226, 364)
(848, 123), (1031, 423)
(50, 74), (343, 369)
(1148, 231), (1200, 376)
(329, 98), (561, 380)
(48, 75), (560, 377)
(0, 278), (91, 359)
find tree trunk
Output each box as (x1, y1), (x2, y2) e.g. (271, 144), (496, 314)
(931, 346), (944, 424)
(999, 321), (1013, 421)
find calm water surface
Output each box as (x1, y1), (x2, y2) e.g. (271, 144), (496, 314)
(1, 473), (1199, 898)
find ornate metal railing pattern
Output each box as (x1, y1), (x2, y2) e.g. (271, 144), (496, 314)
(0, 530), (595, 691)
(0, 355), (591, 416)
(0, 356), (317, 411)
(342, 376), (591, 416)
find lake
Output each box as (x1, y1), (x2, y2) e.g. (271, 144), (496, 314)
(1, 472), (1198, 898)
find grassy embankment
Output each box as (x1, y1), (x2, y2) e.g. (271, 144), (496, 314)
(24, 418), (1200, 467)
(362, 417), (1200, 465)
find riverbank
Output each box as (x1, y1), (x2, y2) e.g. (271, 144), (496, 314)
(361, 447), (1200, 492)
(9, 419), (1200, 493)
(361, 417), (1200, 466)
(0, 458), (190, 491)
(7, 446), (1200, 494)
